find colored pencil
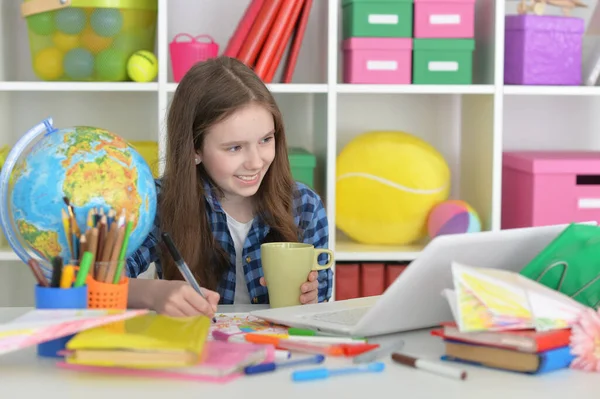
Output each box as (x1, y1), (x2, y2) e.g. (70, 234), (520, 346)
(113, 215), (134, 284)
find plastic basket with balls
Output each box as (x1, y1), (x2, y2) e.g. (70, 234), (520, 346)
(21, 0), (157, 82)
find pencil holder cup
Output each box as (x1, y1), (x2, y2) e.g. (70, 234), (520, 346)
(69, 260), (129, 310)
(87, 272), (129, 310)
(34, 284), (88, 358)
(169, 33), (219, 82)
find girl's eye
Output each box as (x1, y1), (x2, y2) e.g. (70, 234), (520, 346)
(261, 136), (274, 144)
(228, 146), (242, 152)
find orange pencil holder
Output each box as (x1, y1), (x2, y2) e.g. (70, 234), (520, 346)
(70, 261), (129, 334)
(86, 273), (129, 310)
(69, 261), (129, 310)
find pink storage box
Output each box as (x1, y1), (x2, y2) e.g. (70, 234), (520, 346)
(502, 151), (600, 229)
(414, 0), (476, 38)
(343, 38), (412, 84)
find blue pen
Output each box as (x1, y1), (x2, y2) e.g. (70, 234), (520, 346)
(161, 232), (216, 322)
(244, 354), (325, 375)
(291, 362), (385, 382)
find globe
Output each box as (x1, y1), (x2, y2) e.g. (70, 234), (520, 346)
(0, 118), (157, 278)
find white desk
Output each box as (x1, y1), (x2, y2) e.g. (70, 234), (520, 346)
(0, 305), (598, 399)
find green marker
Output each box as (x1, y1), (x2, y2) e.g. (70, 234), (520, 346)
(288, 328), (316, 336)
(288, 328), (365, 340)
(74, 251), (93, 288)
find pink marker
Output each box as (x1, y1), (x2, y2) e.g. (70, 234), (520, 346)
(212, 330), (246, 342)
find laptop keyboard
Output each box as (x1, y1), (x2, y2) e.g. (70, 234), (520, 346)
(309, 307), (371, 325)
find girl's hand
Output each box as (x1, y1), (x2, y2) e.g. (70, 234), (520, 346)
(300, 271), (319, 304)
(152, 280), (220, 318)
(259, 271), (319, 304)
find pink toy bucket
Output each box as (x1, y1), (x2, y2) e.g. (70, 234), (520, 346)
(170, 34), (219, 82)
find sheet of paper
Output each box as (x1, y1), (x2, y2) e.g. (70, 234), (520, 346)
(0, 309), (148, 356)
(0, 309), (132, 333)
(209, 312), (288, 339)
(447, 262), (584, 332)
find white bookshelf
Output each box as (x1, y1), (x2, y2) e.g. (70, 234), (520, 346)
(0, 0), (598, 305)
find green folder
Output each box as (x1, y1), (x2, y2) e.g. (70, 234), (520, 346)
(519, 223), (600, 309)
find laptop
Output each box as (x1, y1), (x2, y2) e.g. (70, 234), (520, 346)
(250, 223), (595, 337)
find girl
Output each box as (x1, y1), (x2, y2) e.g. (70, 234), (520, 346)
(125, 56), (333, 318)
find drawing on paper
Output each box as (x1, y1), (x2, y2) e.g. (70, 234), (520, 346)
(208, 313), (289, 339)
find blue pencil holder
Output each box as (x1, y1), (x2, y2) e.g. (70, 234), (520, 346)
(34, 284), (88, 358)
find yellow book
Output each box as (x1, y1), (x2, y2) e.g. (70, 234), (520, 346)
(65, 313), (211, 369)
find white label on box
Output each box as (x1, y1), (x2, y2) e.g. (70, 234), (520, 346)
(578, 198), (600, 209)
(367, 60), (398, 71)
(430, 14), (461, 25)
(368, 14), (399, 24)
(428, 61), (459, 71)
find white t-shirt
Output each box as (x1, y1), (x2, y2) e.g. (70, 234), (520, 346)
(224, 212), (254, 304)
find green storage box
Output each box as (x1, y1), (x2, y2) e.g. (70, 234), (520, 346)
(412, 39), (475, 84)
(288, 147), (316, 189)
(342, 0), (414, 39)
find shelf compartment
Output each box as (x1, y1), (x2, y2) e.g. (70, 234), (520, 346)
(333, 92), (496, 259)
(335, 0), (497, 85)
(503, 95), (600, 152)
(166, 0), (329, 85)
(0, 91), (159, 147)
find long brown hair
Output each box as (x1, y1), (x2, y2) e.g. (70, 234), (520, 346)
(159, 56), (299, 290)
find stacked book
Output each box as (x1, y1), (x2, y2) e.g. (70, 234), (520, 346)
(431, 323), (574, 374)
(433, 261), (590, 374)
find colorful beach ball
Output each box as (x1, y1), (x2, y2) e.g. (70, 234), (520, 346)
(427, 200), (481, 238)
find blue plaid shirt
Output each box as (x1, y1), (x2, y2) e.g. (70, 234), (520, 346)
(126, 179), (333, 305)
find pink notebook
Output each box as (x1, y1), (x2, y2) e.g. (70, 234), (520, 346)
(57, 340), (275, 383)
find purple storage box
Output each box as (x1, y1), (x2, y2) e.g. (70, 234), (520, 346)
(504, 15), (584, 85)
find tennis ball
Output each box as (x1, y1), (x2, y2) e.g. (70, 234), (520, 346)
(33, 47), (64, 80)
(95, 48), (128, 81)
(55, 8), (86, 35)
(52, 31), (80, 52)
(335, 131), (451, 245)
(127, 50), (157, 82)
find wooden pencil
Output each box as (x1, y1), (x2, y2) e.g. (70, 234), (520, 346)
(96, 215), (107, 267)
(104, 225), (125, 283)
(98, 224), (117, 281)
(87, 227), (99, 269)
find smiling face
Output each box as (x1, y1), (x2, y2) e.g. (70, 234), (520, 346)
(197, 102), (276, 205)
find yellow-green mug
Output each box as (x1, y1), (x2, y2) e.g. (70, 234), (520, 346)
(261, 242), (334, 308)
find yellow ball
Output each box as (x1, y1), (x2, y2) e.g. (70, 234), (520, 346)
(127, 50), (157, 82)
(80, 26), (113, 54)
(52, 31), (80, 52)
(33, 47), (64, 80)
(336, 131), (451, 245)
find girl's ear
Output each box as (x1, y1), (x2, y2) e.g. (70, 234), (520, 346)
(194, 153), (202, 165)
